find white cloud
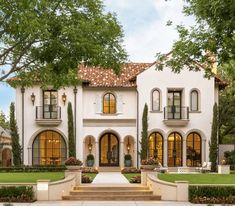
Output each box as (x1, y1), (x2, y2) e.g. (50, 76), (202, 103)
(105, 0), (195, 62)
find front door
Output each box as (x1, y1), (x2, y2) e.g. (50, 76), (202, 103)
(167, 91), (182, 119)
(99, 133), (119, 166)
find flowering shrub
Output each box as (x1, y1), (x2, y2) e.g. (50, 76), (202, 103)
(82, 167), (99, 174)
(65, 157), (83, 166)
(141, 158), (159, 165)
(130, 175), (141, 183)
(121, 167), (141, 174)
(82, 175), (92, 183)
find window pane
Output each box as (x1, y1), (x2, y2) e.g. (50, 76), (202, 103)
(103, 93), (116, 114)
(152, 90), (160, 111)
(191, 91), (198, 111)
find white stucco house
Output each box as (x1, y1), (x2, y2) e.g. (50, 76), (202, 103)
(12, 62), (225, 169)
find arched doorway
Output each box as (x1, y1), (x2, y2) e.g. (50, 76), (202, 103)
(187, 132), (201, 167)
(2, 148), (12, 167)
(99, 133), (119, 166)
(148, 132), (163, 165)
(168, 132), (182, 167)
(32, 130), (67, 165)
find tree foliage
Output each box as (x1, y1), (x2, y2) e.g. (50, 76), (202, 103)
(157, 0), (235, 77)
(67, 101), (76, 157)
(0, 110), (9, 129)
(9, 102), (22, 166)
(140, 103), (148, 161)
(209, 103), (218, 172)
(0, 0), (127, 87)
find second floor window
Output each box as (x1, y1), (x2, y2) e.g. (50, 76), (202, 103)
(190, 90), (199, 111)
(152, 89), (160, 111)
(43, 90), (58, 119)
(103, 93), (116, 114)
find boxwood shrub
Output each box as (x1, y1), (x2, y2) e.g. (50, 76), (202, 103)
(0, 165), (66, 172)
(189, 185), (235, 204)
(0, 186), (34, 202)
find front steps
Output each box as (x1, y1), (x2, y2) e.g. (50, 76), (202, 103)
(63, 184), (161, 201)
(98, 167), (121, 172)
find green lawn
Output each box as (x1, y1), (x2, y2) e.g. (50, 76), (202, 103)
(0, 172), (64, 183)
(123, 173), (140, 181)
(83, 173), (97, 181)
(158, 173), (235, 184)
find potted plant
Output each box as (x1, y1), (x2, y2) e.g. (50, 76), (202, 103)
(140, 158), (159, 170)
(86, 154), (95, 167)
(124, 154), (132, 167)
(65, 156), (83, 170)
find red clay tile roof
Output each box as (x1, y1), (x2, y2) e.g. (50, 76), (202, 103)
(78, 63), (153, 87)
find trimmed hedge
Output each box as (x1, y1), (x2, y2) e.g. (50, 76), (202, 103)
(0, 186), (34, 202)
(0, 165), (66, 172)
(189, 185), (235, 204)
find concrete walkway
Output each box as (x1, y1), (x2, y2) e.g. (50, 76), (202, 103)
(92, 172), (129, 184)
(0, 201), (208, 206)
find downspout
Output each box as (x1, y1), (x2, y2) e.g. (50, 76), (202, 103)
(136, 88), (139, 168)
(21, 87), (25, 164)
(73, 87), (77, 157)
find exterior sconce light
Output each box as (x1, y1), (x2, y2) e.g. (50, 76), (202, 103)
(31, 93), (35, 105)
(126, 137), (131, 154)
(62, 93), (67, 105)
(88, 137), (93, 153)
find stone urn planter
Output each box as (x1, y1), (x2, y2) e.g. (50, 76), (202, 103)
(218, 165), (230, 174)
(65, 157), (83, 171)
(141, 158), (159, 170)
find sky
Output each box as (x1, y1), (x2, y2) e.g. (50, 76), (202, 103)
(0, 0), (194, 117)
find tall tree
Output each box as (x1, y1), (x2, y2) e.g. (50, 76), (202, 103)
(0, 111), (9, 129)
(140, 103), (148, 161)
(209, 103), (218, 172)
(157, 0), (235, 77)
(0, 0), (127, 87)
(67, 102), (76, 157)
(9, 102), (22, 166)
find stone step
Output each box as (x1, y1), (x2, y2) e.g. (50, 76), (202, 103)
(98, 167), (121, 172)
(70, 190), (153, 196)
(62, 194), (161, 201)
(73, 185), (149, 191)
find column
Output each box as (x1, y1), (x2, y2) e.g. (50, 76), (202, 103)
(183, 139), (187, 166)
(201, 139), (206, 163)
(164, 139), (167, 167)
(95, 141), (99, 168)
(120, 141), (124, 168)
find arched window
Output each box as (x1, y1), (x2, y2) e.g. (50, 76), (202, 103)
(152, 90), (160, 111)
(103, 93), (116, 114)
(190, 90), (199, 111)
(148, 132), (163, 165)
(168, 132), (182, 167)
(32, 130), (67, 165)
(187, 132), (201, 167)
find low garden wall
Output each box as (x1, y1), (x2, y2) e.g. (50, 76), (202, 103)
(145, 173), (188, 201)
(0, 170), (81, 201)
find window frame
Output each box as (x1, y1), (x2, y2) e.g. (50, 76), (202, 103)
(151, 89), (161, 112)
(190, 89), (199, 112)
(103, 92), (116, 114)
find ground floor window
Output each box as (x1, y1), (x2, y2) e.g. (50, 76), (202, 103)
(148, 132), (163, 165)
(187, 132), (201, 167)
(168, 132), (182, 167)
(32, 130), (67, 165)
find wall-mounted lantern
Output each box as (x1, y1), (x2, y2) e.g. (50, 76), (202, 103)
(88, 137), (93, 153)
(31, 93), (35, 105)
(126, 136), (131, 154)
(62, 93), (67, 105)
